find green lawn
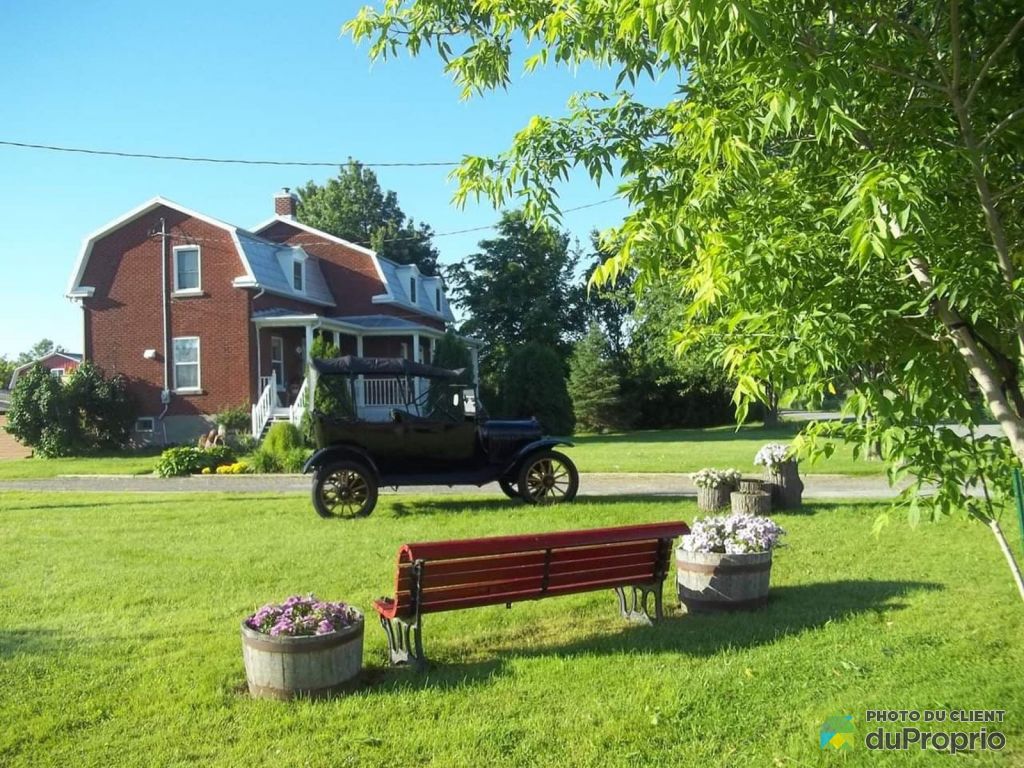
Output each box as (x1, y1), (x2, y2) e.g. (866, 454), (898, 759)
(1, 491), (1020, 766)
(567, 422), (882, 475)
(0, 452), (159, 479)
(0, 422), (881, 479)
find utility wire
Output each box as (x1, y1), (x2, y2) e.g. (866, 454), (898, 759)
(0, 139), (462, 168)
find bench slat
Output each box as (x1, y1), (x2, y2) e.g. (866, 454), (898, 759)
(400, 521), (688, 562)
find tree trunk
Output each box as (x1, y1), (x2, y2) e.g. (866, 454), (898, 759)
(762, 382), (780, 428)
(988, 519), (1024, 602)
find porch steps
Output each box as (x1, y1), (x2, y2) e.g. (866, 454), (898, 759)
(257, 408), (293, 440)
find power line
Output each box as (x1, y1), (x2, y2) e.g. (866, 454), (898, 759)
(0, 139), (462, 168)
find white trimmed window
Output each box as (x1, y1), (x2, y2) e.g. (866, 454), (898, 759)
(173, 246), (201, 294)
(135, 417), (155, 433)
(49, 368), (65, 380)
(409, 277), (417, 303)
(292, 259), (304, 292)
(173, 337), (201, 392)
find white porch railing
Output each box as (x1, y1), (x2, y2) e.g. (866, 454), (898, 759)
(363, 377), (412, 407)
(289, 376), (310, 426)
(251, 373), (277, 438)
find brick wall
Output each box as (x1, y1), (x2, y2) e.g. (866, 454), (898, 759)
(80, 206), (252, 419)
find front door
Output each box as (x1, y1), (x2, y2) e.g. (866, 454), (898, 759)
(270, 336), (285, 393)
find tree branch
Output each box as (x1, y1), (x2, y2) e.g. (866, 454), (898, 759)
(950, 0), (962, 94)
(981, 106), (1024, 147)
(966, 13), (1024, 108)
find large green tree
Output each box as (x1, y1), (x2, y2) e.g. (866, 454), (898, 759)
(347, 2), (1024, 598)
(16, 338), (64, 365)
(445, 210), (586, 397)
(297, 160), (439, 274)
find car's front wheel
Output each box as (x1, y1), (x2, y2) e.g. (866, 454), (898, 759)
(517, 450), (579, 505)
(312, 460), (378, 519)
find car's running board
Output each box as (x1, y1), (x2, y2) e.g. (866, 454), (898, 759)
(379, 469), (500, 488)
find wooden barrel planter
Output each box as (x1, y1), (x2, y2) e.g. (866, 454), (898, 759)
(697, 484), (733, 512)
(676, 546), (773, 612)
(731, 490), (771, 515)
(763, 460), (804, 510)
(241, 611), (364, 700)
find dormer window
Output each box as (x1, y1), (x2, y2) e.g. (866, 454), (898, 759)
(435, 288), (441, 311)
(292, 259), (304, 292)
(409, 277), (417, 303)
(173, 246), (201, 294)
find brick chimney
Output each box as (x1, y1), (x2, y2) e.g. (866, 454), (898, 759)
(274, 188), (297, 218)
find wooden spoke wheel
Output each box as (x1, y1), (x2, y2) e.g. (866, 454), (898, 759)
(312, 461), (378, 519)
(517, 450), (579, 505)
(498, 477), (519, 499)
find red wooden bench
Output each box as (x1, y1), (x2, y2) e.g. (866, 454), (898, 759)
(373, 520), (690, 665)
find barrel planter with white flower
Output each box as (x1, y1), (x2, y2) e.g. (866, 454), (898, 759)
(676, 513), (785, 612)
(692, 468), (742, 512)
(241, 595), (364, 700)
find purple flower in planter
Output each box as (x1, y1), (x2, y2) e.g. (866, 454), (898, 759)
(681, 513), (785, 554)
(246, 594), (359, 637)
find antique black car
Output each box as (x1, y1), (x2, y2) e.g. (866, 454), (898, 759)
(303, 356), (579, 518)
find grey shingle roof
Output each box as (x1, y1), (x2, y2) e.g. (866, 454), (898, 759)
(377, 259), (455, 322)
(236, 232), (333, 306)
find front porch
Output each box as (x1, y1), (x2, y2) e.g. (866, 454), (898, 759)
(249, 311), (478, 438)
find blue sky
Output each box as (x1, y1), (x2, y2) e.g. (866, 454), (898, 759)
(0, 1), (675, 359)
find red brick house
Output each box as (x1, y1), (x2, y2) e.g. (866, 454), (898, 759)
(66, 190), (475, 444)
(8, 351), (82, 389)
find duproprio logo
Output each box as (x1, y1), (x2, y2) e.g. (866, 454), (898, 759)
(820, 715), (856, 750)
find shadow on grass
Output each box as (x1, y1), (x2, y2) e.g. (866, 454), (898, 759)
(0, 629), (64, 658)
(4, 496), (263, 512)
(385, 495), (698, 518)
(367, 578), (940, 692)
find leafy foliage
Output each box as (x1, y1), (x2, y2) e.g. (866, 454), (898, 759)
(0, 355), (15, 389)
(446, 210), (586, 402)
(296, 160), (439, 275)
(309, 336), (354, 424)
(568, 326), (621, 432)
(346, 3), (1024, 558)
(155, 445), (235, 478)
(213, 404), (250, 433)
(5, 362), (134, 457)
(502, 342), (574, 435)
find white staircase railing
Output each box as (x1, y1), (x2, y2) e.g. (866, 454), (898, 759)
(251, 373), (277, 438)
(289, 376), (310, 427)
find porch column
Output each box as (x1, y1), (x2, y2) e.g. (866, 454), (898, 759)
(355, 335), (365, 410)
(255, 324), (262, 400)
(305, 323), (316, 412)
(332, 330), (340, 351)
(470, 344), (480, 385)
(412, 332), (422, 408)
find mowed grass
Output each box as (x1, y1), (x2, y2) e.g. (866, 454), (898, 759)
(2, 491), (1021, 767)
(0, 422), (880, 479)
(567, 422), (882, 475)
(0, 452), (159, 480)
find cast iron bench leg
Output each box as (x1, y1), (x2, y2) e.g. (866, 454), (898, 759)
(380, 615), (426, 667)
(614, 582), (664, 625)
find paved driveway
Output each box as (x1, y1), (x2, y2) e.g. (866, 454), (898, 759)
(0, 472), (901, 499)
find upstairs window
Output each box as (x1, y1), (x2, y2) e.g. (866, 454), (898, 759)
(50, 368), (65, 380)
(409, 277), (417, 303)
(435, 288), (441, 311)
(292, 259), (304, 292)
(173, 246), (201, 293)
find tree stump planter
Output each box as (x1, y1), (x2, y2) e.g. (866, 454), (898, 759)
(697, 484), (734, 512)
(676, 545), (773, 612)
(241, 611), (364, 700)
(763, 460), (804, 509)
(738, 478), (766, 494)
(731, 490), (771, 515)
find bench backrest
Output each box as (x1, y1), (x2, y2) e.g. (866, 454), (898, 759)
(389, 521), (689, 616)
